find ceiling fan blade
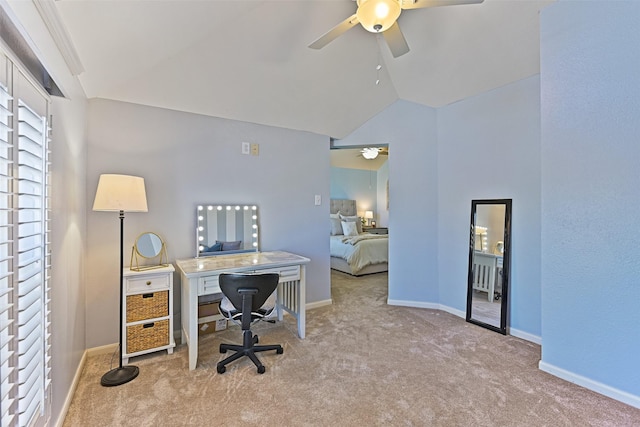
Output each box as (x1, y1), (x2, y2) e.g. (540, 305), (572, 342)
(401, 0), (483, 10)
(309, 14), (359, 50)
(383, 22), (410, 58)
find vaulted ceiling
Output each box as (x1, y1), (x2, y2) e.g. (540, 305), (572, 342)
(55, 0), (552, 139)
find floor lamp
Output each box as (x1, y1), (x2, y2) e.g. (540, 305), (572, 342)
(93, 174), (148, 387)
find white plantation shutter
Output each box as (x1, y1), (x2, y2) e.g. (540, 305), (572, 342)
(0, 49), (51, 427)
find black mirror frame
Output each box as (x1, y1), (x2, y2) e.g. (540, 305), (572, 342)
(466, 199), (512, 335)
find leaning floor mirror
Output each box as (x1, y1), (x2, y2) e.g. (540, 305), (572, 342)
(466, 199), (512, 334)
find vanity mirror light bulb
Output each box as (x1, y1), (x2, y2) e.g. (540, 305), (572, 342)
(252, 224), (257, 229)
(198, 226), (203, 231)
(252, 215), (257, 220)
(243, 206), (249, 210)
(252, 233), (257, 238)
(198, 216), (203, 221)
(253, 242), (258, 247)
(235, 206), (240, 210)
(197, 205), (203, 211)
(226, 206), (231, 210)
(207, 205), (213, 211)
(198, 236), (204, 241)
(217, 206), (222, 211)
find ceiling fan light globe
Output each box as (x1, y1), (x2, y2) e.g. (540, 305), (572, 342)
(356, 0), (402, 33)
(362, 148), (380, 159)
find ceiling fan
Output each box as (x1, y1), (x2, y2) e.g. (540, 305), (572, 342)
(309, 0), (484, 58)
(360, 147), (389, 159)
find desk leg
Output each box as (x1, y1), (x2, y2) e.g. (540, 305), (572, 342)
(181, 273), (199, 370)
(298, 266), (306, 339)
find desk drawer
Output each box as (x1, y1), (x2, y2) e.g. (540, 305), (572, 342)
(260, 265), (301, 282)
(126, 275), (170, 293)
(198, 275), (222, 296)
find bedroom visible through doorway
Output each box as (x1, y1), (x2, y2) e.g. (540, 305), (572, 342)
(329, 146), (389, 294)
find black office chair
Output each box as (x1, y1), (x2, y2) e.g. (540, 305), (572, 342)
(216, 273), (283, 374)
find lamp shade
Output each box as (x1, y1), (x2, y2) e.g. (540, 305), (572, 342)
(93, 174), (148, 212)
(365, 211), (374, 219)
(356, 0), (402, 33)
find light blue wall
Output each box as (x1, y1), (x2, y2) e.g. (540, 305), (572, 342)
(86, 99), (331, 347)
(438, 76), (542, 338)
(336, 100), (440, 303)
(540, 1), (640, 402)
(376, 160), (389, 227)
(330, 167), (378, 214)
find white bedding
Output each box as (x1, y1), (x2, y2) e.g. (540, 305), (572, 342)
(330, 233), (388, 274)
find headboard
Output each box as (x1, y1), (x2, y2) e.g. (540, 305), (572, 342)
(330, 199), (356, 216)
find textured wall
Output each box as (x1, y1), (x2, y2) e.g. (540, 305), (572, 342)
(438, 76), (542, 339)
(540, 1), (640, 403)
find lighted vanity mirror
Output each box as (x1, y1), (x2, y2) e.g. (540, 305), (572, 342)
(196, 204), (259, 257)
(466, 199), (512, 334)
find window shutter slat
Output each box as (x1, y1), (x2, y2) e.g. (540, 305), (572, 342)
(0, 61), (51, 427)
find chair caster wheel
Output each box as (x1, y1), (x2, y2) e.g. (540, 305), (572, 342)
(257, 366), (265, 374)
(220, 345), (227, 354)
(276, 347), (283, 354)
(217, 365), (226, 374)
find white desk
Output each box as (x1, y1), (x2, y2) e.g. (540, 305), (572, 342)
(176, 251), (310, 370)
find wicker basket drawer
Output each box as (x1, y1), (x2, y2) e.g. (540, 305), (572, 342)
(126, 291), (168, 322)
(126, 319), (169, 354)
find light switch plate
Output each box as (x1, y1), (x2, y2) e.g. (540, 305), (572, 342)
(242, 142), (250, 155)
(314, 195), (321, 205)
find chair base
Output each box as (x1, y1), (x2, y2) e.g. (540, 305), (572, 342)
(217, 330), (283, 374)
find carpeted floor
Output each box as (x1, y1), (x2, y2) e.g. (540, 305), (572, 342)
(63, 270), (640, 426)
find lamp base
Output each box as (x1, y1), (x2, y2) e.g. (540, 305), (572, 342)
(100, 365), (139, 387)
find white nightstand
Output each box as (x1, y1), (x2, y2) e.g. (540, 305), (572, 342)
(122, 264), (175, 363)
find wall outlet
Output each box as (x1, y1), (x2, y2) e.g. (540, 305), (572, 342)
(242, 142), (250, 155)
(215, 319), (227, 331)
(250, 143), (259, 156)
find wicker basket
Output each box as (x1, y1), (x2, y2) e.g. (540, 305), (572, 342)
(126, 291), (168, 322)
(126, 319), (169, 354)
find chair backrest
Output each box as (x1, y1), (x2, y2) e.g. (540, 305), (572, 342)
(219, 273), (280, 313)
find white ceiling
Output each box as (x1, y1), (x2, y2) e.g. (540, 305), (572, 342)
(55, 0), (553, 139)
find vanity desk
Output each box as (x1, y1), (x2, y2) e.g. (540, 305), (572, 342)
(176, 250), (310, 370)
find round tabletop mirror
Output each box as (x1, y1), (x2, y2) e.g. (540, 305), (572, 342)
(131, 232), (168, 271)
(136, 232), (163, 258)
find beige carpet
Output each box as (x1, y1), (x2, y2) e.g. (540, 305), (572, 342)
(63, 271), (640, 426)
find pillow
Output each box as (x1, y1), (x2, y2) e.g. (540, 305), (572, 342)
(330, 217), (343, 235)
(217, 240), (242, 251)
(339, 214), (363, 234)
(202, 242), (222, 252)
(341, 220), (359, 237)
(330, 211), (340, 219)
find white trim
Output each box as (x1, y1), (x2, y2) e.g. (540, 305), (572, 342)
(437, 304), (466, 319)
(509, 327), (541, 345)
(387, 298), (440, 310)
(306, 299), (332, 310)
(539, 361), (640, 410)
(32, 0), (84, 75)
(53, 350), (87, 427)
(86, 343), (118, 357)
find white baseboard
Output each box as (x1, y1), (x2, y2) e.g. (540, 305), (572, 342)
(387, 298), (440, 310)
(53, 349), (87, 427)
(509, 327), (541, 345)
(539, 361), (640, 409)
(87, 343), (118, 356)
(437, 304), (466, 319)
(306, 299), (332, 310)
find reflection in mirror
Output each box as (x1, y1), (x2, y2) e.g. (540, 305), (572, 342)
(130, 232), (169, 271)
(466, 199), (511, 334)
(197, 204), (259, 257)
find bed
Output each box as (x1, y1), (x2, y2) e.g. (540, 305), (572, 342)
(329, 199), (388, 276)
